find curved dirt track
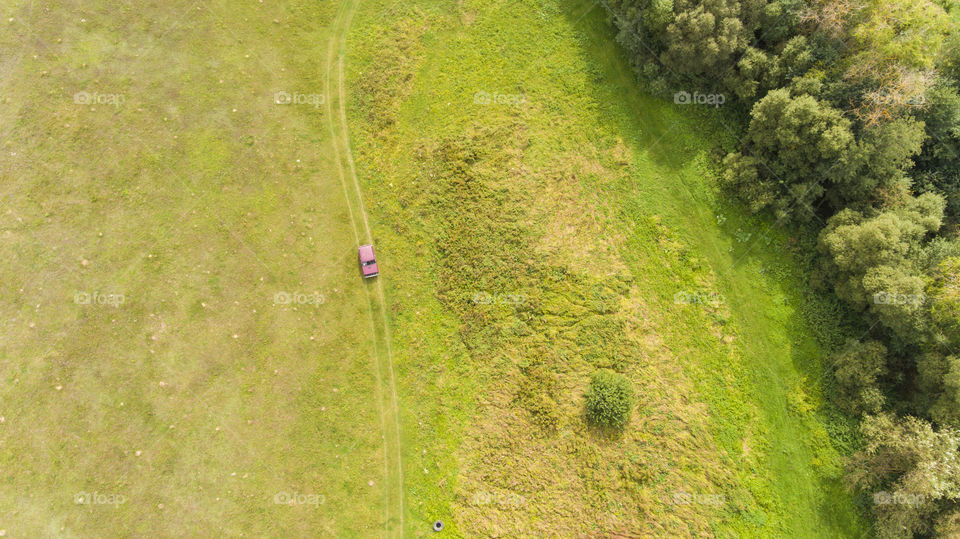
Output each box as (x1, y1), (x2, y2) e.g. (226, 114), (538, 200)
(324, 1), (405, 536)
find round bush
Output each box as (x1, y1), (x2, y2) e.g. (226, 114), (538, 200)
(585, 369), (634, 429)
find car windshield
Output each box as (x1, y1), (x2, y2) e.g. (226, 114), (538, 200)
(362, 260), (376, 266)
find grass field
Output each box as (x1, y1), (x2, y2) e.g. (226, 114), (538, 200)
(344, 0), (869, 536)
(2, 0), (869, 537)
(0, 0), (400, 535)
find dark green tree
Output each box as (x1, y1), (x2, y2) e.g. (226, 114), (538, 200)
(832, 339), (888, 414)
(916, 352), (960, 428)
(914, 83), (960, 218)
(661, 0), (748, 80)
(722, 89), (857, 221)
(928, 256), (960, 342)
(585, 369), (635, 429)
(833, 118), (925, 207)
(848, 413), (960, 538)
(818, 194), (944, 340)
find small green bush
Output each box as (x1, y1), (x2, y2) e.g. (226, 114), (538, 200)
(585, 369), (634, 429)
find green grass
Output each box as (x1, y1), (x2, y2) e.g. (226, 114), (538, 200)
(2, 0), (871, 536)
(344, 0), (869, 536)
(0, 0), (396, 536)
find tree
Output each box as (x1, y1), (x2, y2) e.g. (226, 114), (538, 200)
(607, 0), (807, 97)
(724, 37), (814, 101)
(848, 413), (960, 538)
(914, 83), (960, 218)
(834, 0), (950, 125)
(644, 0), (675, 34)
(832, 118), (925, 207)
(721, 89), (857, 221)
(847, 0), (950, 76)
(861, 264), (928, 339)
(916, 352), (960, 428)
(928, 256), (960, 342)
(817, 208), (916, 302)
(585, 369), (635, 429)
(943, 16), (960, 83)
(723, 87), (929, 220)
(832, 339), (888, 414)
(915, 255), (960, 427)
(935, 509), (960, 537)
(817, 194), (945, 340)
(660, 0), (748, 80)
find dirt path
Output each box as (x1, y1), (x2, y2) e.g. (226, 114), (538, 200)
(324, 1), (405, 536)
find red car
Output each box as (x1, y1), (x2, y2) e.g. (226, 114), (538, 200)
(358, 244), (379, 278)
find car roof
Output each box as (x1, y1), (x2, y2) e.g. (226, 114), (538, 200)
(358, 244), (375, 258)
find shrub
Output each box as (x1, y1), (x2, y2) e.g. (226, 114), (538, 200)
(585, 369), (634, 429)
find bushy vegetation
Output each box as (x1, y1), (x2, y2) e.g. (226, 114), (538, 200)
(584, 369), (635, 428)
(605, 0), (960, 534)
(848, 414), (960, 538)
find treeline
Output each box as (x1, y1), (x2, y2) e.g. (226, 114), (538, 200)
(604, 0), (960, 536)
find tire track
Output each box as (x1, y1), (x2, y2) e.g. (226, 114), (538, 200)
(324, 1), (405, 536)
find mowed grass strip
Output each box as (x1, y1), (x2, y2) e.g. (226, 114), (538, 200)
(344, 0), (868, 536)
(0, 0), (393, 536)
